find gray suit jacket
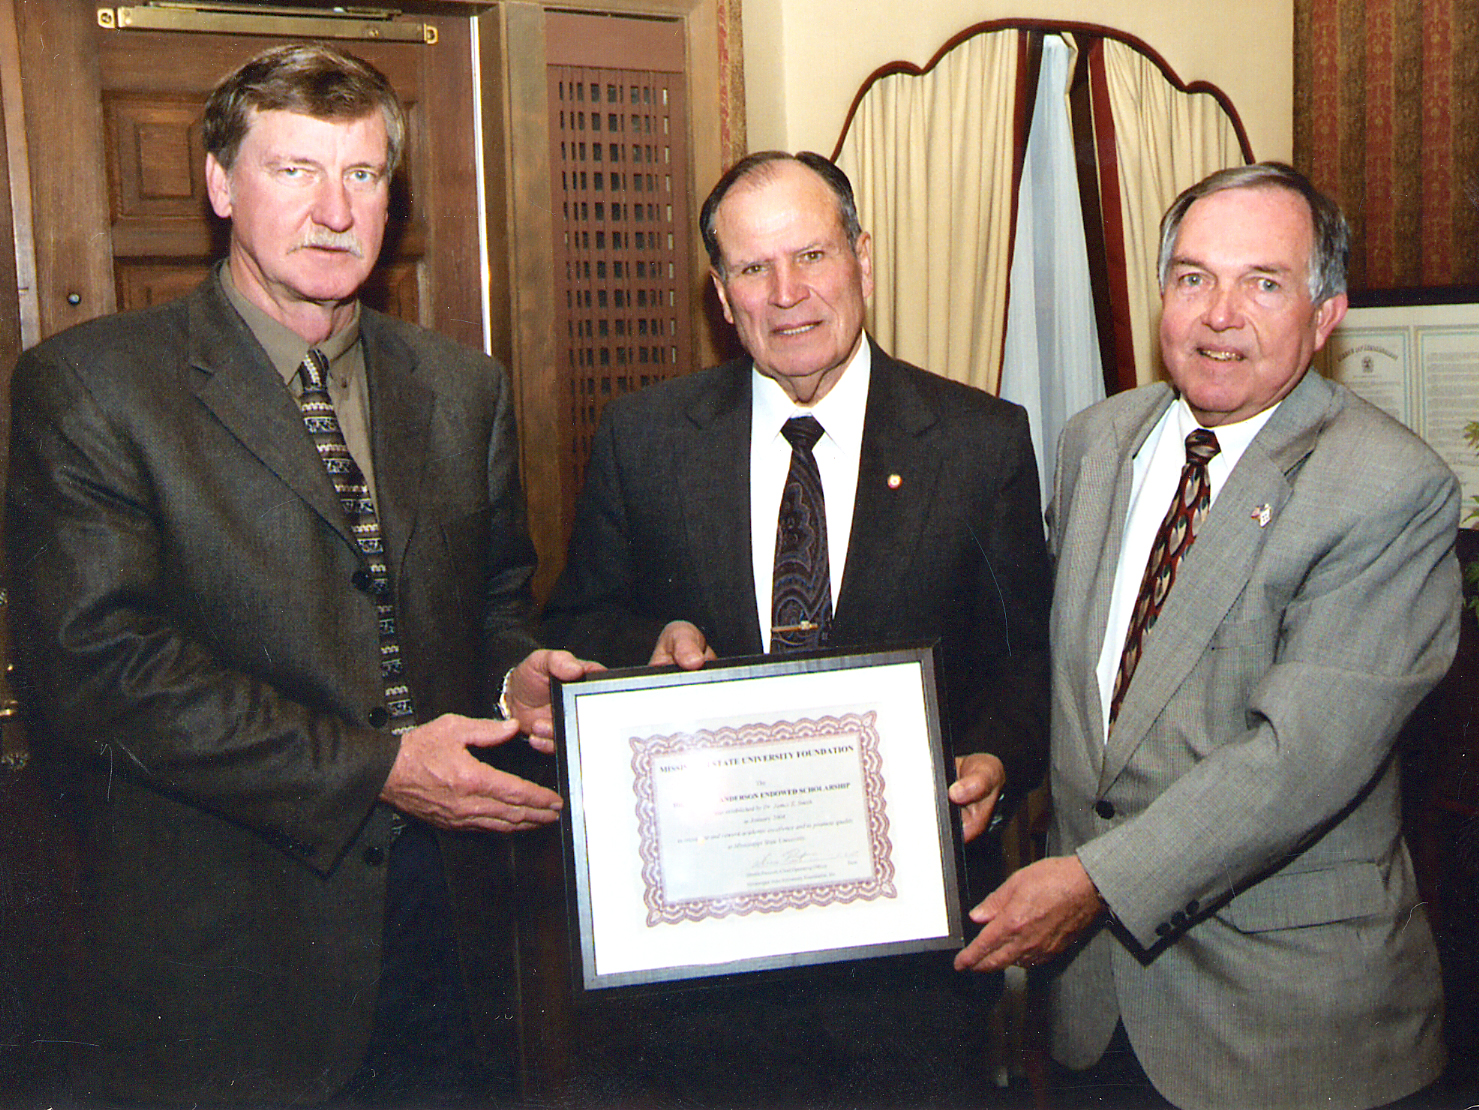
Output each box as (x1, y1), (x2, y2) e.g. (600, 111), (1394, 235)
(5, 270), (538, 1104)
(1046, 370), (1457, 1110)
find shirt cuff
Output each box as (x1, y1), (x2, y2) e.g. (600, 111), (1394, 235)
(496, 666), (516, 720)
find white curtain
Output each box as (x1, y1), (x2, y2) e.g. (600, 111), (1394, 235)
(834, 26), (1249, 397)
(836, 30), (1022, 392)
(999, 34), (1105, 510)
(1095, 38), (1247, 385)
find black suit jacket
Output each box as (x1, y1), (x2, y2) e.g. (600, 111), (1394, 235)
(542, 343), (1050, 1105)
(5, 270), (539, 1104)
(545, 342), (1050, 796)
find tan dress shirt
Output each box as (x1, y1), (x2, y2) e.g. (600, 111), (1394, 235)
(220, 265), (378, 500)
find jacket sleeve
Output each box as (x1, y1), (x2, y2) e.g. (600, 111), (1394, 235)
(1076, 446), (1461, 950)
(477, 357), (542, 695)
(949, 402), (1052, 817)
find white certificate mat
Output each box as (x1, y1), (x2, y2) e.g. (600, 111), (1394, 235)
(554, 646), (963, 991)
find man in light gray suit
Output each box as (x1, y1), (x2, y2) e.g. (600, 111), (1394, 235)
(954, 163), (1457, 1109)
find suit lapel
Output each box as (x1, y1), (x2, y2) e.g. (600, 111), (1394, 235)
(1059, 387), (1172, 774)
(833, 348), (940, 638)
(1100, 372), (1333, 787)
(360, 314), (435, 575)
(186, 280), (435, 569)
(678, 364), (764, 654)
(187, 280), (358, 550)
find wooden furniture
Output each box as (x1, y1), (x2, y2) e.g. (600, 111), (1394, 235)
(1403, 528), (1479, 1095)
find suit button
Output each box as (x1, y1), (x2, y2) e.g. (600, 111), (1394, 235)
(368, 706), (389, 728)
(1094, 799), (1115, 819)
(1155, 922), (1172, 938)
(352, 569), (372, 591)
(1186, 900), (1200, 916)
(1171, 910), (1187, 928)
(363, 845), (385, 866)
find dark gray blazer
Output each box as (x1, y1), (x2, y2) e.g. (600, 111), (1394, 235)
(5, 270), (538, 1104)
(1046, 370), (1457, 1109)
(545, 341), (1051, 795)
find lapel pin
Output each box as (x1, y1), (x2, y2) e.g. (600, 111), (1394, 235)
(887, 473), (902, 489)
(1251, 503), (1272, 528)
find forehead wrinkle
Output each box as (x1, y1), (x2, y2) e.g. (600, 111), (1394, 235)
(1169, 252), (1299, 278)
(259, 150), (322, 168)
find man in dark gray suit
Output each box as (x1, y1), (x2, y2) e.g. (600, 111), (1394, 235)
(544, 151), (1051, 1106)
(5, 44), (594, 1107)
(955, 164), (1456, 1109)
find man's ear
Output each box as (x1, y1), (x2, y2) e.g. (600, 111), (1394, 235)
(853, 230), (874, 300)
(205, 154), (233, 220)
(711, 269), (735, 325)
(1312, 291), (1348, 352)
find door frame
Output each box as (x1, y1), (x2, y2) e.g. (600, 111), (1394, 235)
(478, 0), (743, 599)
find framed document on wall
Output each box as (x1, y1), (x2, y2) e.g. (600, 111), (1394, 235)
(1319, 287), (1479, 508)
(552, 644), (964, 991)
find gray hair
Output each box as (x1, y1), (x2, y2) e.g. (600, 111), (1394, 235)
(699, 151), (862, 273)
(203, 43), (406, 175)
(1157, 162), (1349, 304)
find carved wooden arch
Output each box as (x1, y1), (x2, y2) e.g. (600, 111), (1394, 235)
(830, 19), (1254, 165)
(830, 19), (1255, 394)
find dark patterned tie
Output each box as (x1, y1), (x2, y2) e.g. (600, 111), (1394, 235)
(771, 415), (831, 653)
(299, 348), (416, 735)
(1109, 428), (1221, 729)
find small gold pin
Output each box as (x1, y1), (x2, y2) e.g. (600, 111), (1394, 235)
(1251, 503), (1272, 528)
(887, 473), (902, 489)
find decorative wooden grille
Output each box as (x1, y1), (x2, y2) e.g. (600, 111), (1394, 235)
(548, 62), (693, 518)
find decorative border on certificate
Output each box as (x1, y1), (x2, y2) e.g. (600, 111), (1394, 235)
(553, 644), (965, 992)
(630, 712), (896, 926)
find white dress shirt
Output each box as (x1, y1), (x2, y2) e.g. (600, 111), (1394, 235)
(1094, 395), (1278, 738)
(750, 339), (871, 652)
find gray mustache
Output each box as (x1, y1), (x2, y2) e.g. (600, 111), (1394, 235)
(294, 230), (364, 257)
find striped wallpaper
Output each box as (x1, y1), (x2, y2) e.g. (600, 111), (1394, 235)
(1295, 0), (1479, 291)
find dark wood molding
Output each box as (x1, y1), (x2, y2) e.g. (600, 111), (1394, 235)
(829, 19), (1256, 166)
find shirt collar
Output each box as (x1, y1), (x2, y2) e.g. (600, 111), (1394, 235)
(220, 262), (362, 389)
(750, 336), (872, 455)
(1170, 394), (1278, 461)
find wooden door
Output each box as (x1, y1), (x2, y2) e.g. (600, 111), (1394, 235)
(494, 1), (738, 602)
(545, 12), (697, 536)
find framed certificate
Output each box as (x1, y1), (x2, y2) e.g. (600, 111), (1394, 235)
(1317, 287), (1479, 510)
(553, 644), (965, 991)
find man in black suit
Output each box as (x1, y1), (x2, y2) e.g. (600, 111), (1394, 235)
(544, 151), (1051, 1106)
(5, 44), (594, 1107)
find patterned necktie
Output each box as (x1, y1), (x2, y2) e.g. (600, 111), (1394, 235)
(771, 415), (831, 653)
(299, 348), (416, 736)
(1109, 428), (1221, 729)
